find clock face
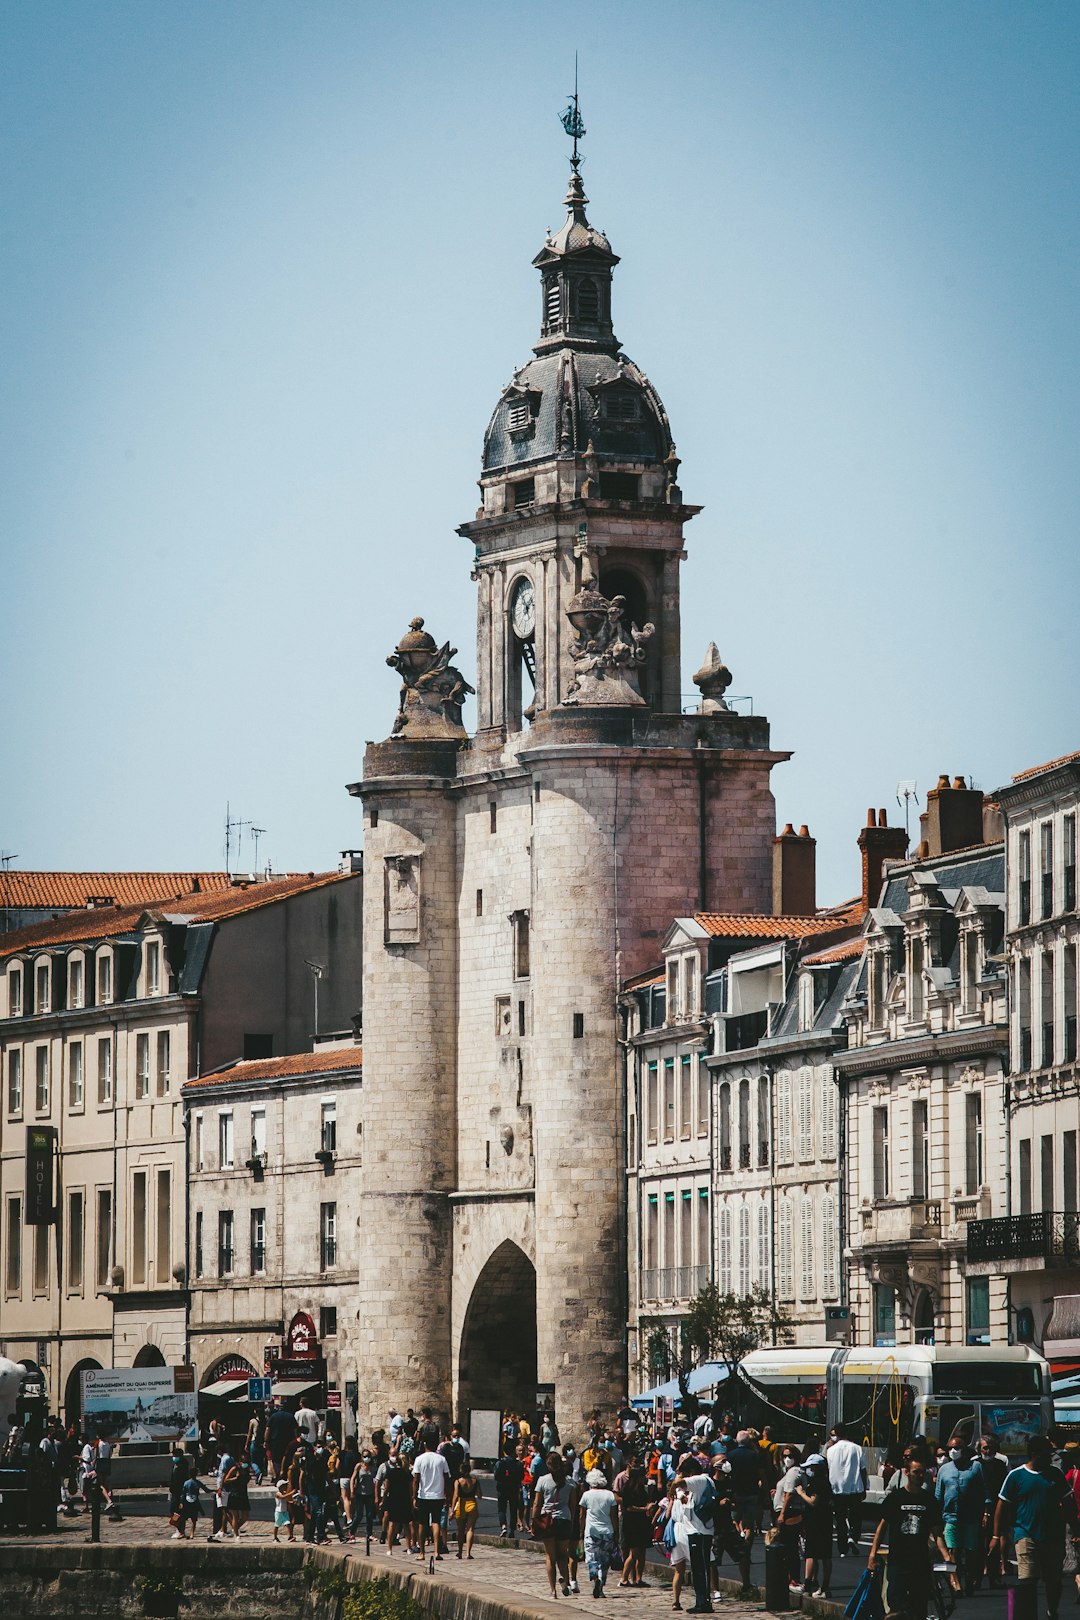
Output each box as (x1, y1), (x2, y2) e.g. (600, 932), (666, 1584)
(511, 577), (535, 640)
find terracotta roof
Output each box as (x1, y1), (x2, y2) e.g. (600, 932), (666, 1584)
(183, 1046), (362, 1090)
(0, 871), (354, 960)
(0, 871), (231, 910)
(801, 935), (866, 966)
(691, 910), (856, 939)
(625, 969), (664, 991)
(1012, 748), (1080, 784)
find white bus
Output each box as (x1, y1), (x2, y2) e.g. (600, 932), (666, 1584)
(736, 1345), (1051, 1466)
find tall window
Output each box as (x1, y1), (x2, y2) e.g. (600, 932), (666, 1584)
(873, 1106), (890, 1198)
(684, 955), (699, 1016)
(644, 1194), (658, 1274)
(320, 1202), (337, 1269)
(321, 1101), (337, 1154)
(646, 1061), (658, 1145)
(156, 1169), (171, 1283)
(68, 1041), (83, 1109)
(913, 1100), (929, 1198)
(1066, 945), (1078, 1062)
(146, 940), (161, 995)
(1019, 1138), (1032, 1215)
(869, 951), (887, 1027)
(97, 954), (112, 1004)
(33, 1223), (48, 1292)
(873, 1283), (896, 1347)
(821, 1194), (839, 1299)
(132, 1170), (147, 1285)
(1018, 957), (1032, 1069)
(738, 1078), (751, 1167)
(576, 276), (599, 320)
(6, 1198), (21, 1293)
(1019, 830), (1032, 925)
(909, 937), (925, 1021)
(698, 1189), (710, 1273)
(777, 1197), (794, 1300)
(1041, 1135), (1055, 1212)
(194, 1211), (203, 1277)
(965, 1092), (984, 1193)
(67, 1190), (84, 1290)
(680, 1057), (693, 1141)
(219, 1112), (234, 1170)
(7, 1050), (21, 1114)
(35, 961), (50, 1013)
(511, 911), (530, 979)
(756, 1200), (770, 1287)
(250, 1108), (266, 1161)
(718, 1083), (732, 1170)
(8, 967), (22, 1016)
(796, 1069), (813, 1161)
(96, 1189), (112, 1287)
(1042, 949), (1056, 1068)
(218, 1210), (234, 1276)
(35, 1045), (49, 1112)
(97, 1038), (112, 1104)
(799, 1195), (816, 1300)
(776, 1071), (793, 1163)
(962, 930), (980, 1014)
(1066, 1131), (1078, 1216)
(1041, 822), (1055, 919)
(136, 1033), (150, 1099)
(718, 1203), (732, 1292)
(698, 1060), (709, 1138)
(663, 1192), (675, 1272)
(757, 1075), (770, 1165)
(738, 1203), (751, 1293)
(68, 958), (84, 1009)
(1066, 815), (1077, 912)
(966, 1277), (990, 1346)
(663, 1058), (675, 1143)
(156, 1032), (171, 1096)
(193, 1113), (204, 1171)
(680, 1190), (692, 1274)
(251, 1208), (266, 1273)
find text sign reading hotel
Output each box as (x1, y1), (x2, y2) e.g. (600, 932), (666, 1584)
(25, 1126), (56, 1224)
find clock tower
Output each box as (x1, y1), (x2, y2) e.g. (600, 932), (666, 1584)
(351, 137), (789, 1435)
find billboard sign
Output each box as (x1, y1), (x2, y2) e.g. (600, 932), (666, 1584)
(81, 1366), (198, 1444)
(25, 1126), (56, 1225)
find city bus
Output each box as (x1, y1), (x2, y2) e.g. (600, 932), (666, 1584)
(735, 1345), (1051, 1471)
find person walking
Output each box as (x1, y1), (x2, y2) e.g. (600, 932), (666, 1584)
(935, 1437), (984, 1595)
(532, 1451), (580, 1598)
(495, 1442), (524, 1536)
(245, 1410), (265, 1486)
(350, 1452), (377, 1544)
(295, 1396), (321, 1448)
(976, 1433), (1008, 1589)
(580, 1467), (620, 1598)
(673, 1456), (716, 1615)
(267, 1400), (297, 1479)
(826, 1423), (867, 1556)
(273, 1475), (297, 1542)
(992, 1434), (1072, 1620)
(614, 1458), (653, 1587)
(175, 1466), (210, 1540)
(451, 1460), (481, 1559)
(411, 1435), (451, 1563)
(867, 1455), (951, 1620)
(381, 1452), (415, 1555)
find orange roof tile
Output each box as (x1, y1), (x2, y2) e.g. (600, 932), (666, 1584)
(183, 1047), (362, 1090)
(0, 871), (355, 960)
(801, 935), (866, 966)
(0, 871), (231, 910)
(1012, 748), (1080, 784)
(625, 968), (664, 991)
(691, 911), (853, 939)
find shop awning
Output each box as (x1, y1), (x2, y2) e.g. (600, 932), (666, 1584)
(632, 1361), (731, 1407)
(271, 1379), (320, 1398)
(201, 1376), (251, 1399)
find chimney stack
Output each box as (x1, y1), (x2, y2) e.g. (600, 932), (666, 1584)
(925, 774), (984, 858)
(773, 823), (816, 916)
(858, 808), (908, 909)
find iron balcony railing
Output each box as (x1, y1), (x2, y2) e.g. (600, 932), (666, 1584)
(967, 1211), (1080, 1264)
(641, 1264), (710, 1302)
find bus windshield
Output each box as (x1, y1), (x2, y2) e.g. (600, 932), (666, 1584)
(932, 1363), (1042, 1400)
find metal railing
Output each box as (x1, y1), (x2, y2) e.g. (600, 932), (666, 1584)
(641, 1264), (710, 1302)
(968, 1211), (1080, 1263)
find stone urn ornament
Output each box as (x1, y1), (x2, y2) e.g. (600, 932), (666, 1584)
(693, 642), (733, 713)
(562, 561), (654, 707)
(386, 617), (475, 741)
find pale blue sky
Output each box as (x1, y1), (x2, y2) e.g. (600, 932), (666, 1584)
(3, 1), (1078, 903)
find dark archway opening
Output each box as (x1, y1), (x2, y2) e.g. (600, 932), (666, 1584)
(65, 1358), (103, 1434)
(134, 1344), (167, 1369)
(913, 1288), (936, 1346)
(458, 1240), (537, 1421)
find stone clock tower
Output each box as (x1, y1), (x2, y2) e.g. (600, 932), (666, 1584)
(349, 152), (789, 1435)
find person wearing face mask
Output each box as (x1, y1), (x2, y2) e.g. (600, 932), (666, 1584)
(934, 1437), (984, 1596)
(773, 1446), (805, 1590)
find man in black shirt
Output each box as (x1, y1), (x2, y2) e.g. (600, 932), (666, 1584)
(975, 1434), (1008, 1588)
(495, 1444), (524, 1536)
(868, 1458), (951, 1620)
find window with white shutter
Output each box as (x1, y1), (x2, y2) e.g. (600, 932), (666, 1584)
(718, 1203), (733, 1293)
(756, 1200), (770, 1287)
(797, 1069), (813, 1162)
(819, 1070), (838, 1160)
(778, 1197), (794, 1300)
(738, 1203), (751, 1293)
(821, 1193), (839, 1299)
(800, 1195), (816, 1300)
(777, 1071), (793, 1164)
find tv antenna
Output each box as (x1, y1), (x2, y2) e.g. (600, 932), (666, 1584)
(896, 780), (919, 840)
(0, 853), (18, 935)
(251, 827), (267, 874)
(223, 802), (254, 876)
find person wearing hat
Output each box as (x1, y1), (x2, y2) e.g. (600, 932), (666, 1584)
(579, 1468), (619, 1598)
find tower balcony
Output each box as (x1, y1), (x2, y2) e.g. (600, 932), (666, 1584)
(966, 1211), (1080, 1273)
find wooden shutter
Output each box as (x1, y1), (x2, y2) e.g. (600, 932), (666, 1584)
(756, 1200), (770, 1288)
(820, 1068), (838, 1160)
(777, 1071), (793, 1164)
(738, 1203), (751, 1293)
(718, 1203), (733, 1293)
(778, 1197), (794, 1300)
(821, 1193), (839, 1299)
(800, 1194), (815, 1300)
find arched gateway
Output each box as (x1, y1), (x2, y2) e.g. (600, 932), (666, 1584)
(458, 1241), (537, 1419)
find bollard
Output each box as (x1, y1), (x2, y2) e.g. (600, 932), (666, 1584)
(764, 1538), (790, 1612)
(88, 1480), (101, 1544)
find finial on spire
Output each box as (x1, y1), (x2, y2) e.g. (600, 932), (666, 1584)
(560, 53), (586, 173)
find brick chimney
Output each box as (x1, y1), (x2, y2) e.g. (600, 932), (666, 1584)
(858, 809), (908, 909)
(925, 774), (985, 857)
(773, 823), (816, 916)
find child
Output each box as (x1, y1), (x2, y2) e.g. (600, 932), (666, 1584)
(175, 1470), (209, 1540)
(274, 1475), (296, 1543)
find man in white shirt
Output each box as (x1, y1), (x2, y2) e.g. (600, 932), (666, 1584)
(826, 1424), (867, 1556)
(675, 1456), (716, 1614)
(412, 1438), (450, 1562)
(295, 1396), (321, 1446)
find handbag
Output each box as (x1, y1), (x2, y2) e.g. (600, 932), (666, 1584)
(535, 1510), (554, 1535)
(844, 1566), (884, 1620)
(662, 1513), (677, 1551)
(168, 1511), (180, 1527)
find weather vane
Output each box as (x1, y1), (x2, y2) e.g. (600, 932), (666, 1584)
(561, 53), (586, 172)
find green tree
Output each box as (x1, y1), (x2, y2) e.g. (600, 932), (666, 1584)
(676, 1282), (794, 1416)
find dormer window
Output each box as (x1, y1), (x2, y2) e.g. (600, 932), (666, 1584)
(146, 940), (161, 997)
(512, 478), (535, 510)
(97, 954), (112, 1005)
(35, 961), (50, 1014)
(69, 957), (84, 1009)
(601, 388), (639, 421)
(576, 277), (600, 321)
(544, 277), (561, 326)
(508, 401), (530, 432)
(8, 966), (22, 1018)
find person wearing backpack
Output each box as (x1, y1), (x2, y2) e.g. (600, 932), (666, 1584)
(674, 1456), (717, 1614)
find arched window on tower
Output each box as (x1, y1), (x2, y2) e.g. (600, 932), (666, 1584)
(544, 277), (561, 328)
(576, 277), (600, 321)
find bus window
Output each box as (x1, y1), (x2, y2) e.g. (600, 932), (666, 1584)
(841, 1378), (914, 1451)
(933, 1403), (977, 1449)
(932, 1363), (1042, 1400)
(737, 1376), (827, 1440)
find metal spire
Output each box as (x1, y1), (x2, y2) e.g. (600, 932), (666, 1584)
(560, 53), (586, 173)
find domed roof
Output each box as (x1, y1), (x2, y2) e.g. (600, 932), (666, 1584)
(482, 349), (673, 473)
(538, 173), (614, 258)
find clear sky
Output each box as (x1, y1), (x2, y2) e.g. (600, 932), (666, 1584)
(3, 0), (1078, 904)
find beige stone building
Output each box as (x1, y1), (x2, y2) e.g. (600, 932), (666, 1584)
(0, 867), (362, 1426)
(184, 1043), (361, 1437)
(350, 158), (790, 1434)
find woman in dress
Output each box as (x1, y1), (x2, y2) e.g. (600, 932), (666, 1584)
(532, 1451), (581, 1597)
(452, 1461), (482, 1558)
(617, 1459), (654, 1587)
